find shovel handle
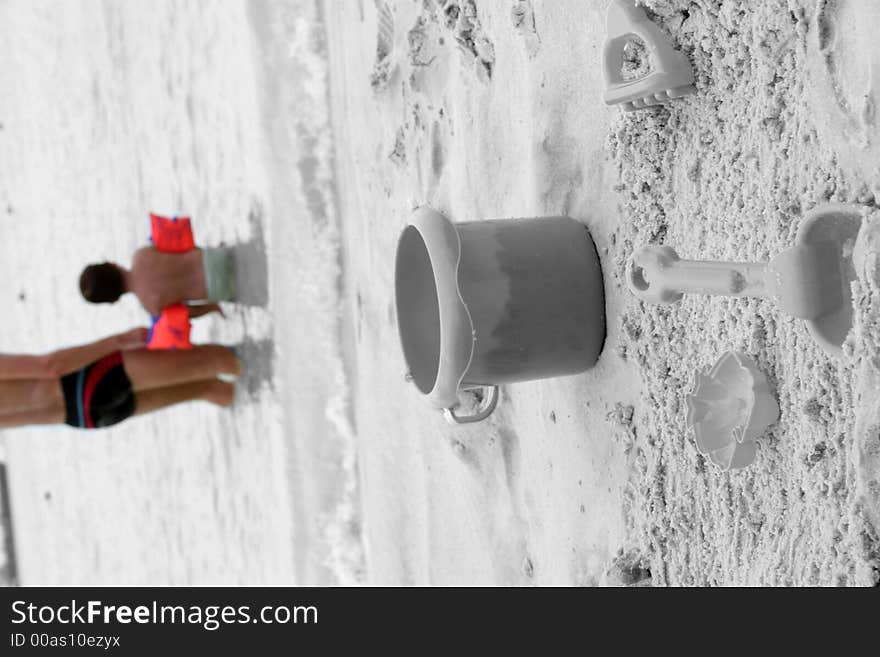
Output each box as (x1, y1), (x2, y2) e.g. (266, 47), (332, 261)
(628, 245), (769, 304)
(443, 386), (499, 425)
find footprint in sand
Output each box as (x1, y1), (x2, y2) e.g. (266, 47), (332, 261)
(440, 0), (495, 82)
(511, 0), (540, 60)
(370, 0), (396, 92)
(377, 0), (496, 203)
(808, 0), (880, 181)
(815, 0), (877, 133)
(371, 0), (496, 94)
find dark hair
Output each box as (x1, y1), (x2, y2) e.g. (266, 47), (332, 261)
(79, 263), (126, 303)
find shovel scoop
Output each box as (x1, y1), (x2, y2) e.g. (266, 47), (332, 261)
(626, 204), (863, 356)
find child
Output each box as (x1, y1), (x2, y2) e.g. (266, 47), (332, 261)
(78, 244), (234, 319)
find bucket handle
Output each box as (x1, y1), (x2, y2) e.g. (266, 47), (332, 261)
(443, 386), (500, 425)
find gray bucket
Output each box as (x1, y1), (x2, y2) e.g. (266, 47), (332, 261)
(395, 207), (606, 423)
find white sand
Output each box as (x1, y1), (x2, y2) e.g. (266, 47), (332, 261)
(325, 0), (651, 585)
(610, 0), (880, 586)
(324, 0), (880, 585)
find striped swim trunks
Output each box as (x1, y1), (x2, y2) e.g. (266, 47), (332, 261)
(60, 352), (136, 429)
(201, 247), (235, 302)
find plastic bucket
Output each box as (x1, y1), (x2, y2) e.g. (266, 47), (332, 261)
(395, 207), (606, 423)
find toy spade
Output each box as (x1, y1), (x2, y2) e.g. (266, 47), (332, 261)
(626, 204), (863, 356)
(602, 0), (696, 110)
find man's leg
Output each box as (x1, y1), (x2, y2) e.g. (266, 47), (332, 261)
(133, 379), (235, 416)
(121, 346), (241, 392)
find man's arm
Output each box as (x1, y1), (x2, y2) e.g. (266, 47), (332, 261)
(43, 328), (149, 378)
(187, 303), (224, 319)
(0, 354), (54, 380)
(0, 327), (145, 379)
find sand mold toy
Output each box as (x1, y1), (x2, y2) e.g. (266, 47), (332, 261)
(602, 0), (695, 110)
(686, 351), (779, 471)
(395, 207), (606, 424)
(626, 203), (863, 356)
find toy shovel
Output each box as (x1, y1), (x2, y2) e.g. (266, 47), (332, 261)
(626, 204), (863, 356)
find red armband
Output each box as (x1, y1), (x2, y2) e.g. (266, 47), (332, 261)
(150, 213), (195, 253)
(146, 304), (193, 350)
(145, 213), (196, 349)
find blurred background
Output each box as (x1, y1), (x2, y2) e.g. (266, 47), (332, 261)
(0, 0), (361, 585)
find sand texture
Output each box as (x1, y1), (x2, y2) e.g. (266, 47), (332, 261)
(325, 0), (880, 585)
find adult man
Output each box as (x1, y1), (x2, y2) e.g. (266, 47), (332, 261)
(0, 329), (240, 430)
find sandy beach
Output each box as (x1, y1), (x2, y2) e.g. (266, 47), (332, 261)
(1, 0), (878, 586)
(0, 0), (358, 585)
(324, 0), (880, 585)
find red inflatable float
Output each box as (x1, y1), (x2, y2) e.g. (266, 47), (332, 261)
(146, 214), (194, 350)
